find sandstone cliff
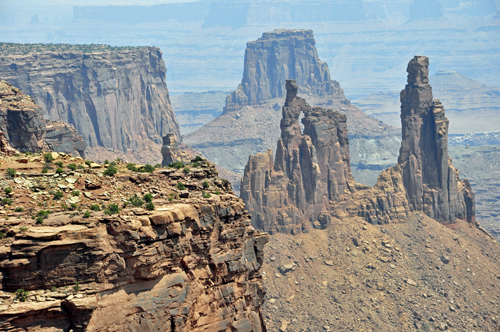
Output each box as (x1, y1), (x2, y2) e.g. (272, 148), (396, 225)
(0, 80), (86, 157)
(0, 153), (268, 331)
(242, 57), (475, 234)
(184, 29), (401, 183)
(0, 46), (180, 164)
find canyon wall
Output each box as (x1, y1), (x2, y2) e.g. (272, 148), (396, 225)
(0, 47), (180, 163)
(242, 57), (475, 234)
(185, 29), (401, 183)
(0, 156), (268, 331)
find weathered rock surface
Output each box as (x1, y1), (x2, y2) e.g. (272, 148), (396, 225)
(44, 120), (86, 158)
(184, 29), (401, 182)
(0, 130), (19, 156)
(242, 57), (476, 233)
(0, 153), (268, 331)
(161, 133), (192, 167)
(0, 47), (180, 164)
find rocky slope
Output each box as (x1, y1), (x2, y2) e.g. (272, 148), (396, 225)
(241, 56), (475, 234)
(0, 46), (180, 164)
(0, 80), (85, 157)
(0, 152), (268, 331)
(184, 29), (401, 183)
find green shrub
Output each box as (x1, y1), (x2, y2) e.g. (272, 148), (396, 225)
(215, 190), (222, 195)
(6, 168), (16, 177)
(103, 166), (117, 176)
(4, 187), (12, 194)
(202, 191), (211, 198)
(42, 168), (48, 173)
(67, 163), (77, 171)
(2, 198), (13, 206)
(154, 164), (162, 168)
(36, 216), (44, 224)
(177, 182), (186, 190)
(145, 202), (155, 211)
(104, 159), (109, 164)
(143, 193), (153, 203)
(53, 191), (63, 200)
(110, 161), (117, 167)
(169, 161), (184, 169)
(55, 161), (64, 168)
(19, 226), (28, 232)
(126, 163), (138, 172)
(192, 162), (200, 167)
(56, 168), (63, 174)
(61, 204), (68, 211)
(85, 160), (92, 166)
(44, 153), (54, 163)
(74, 282), (80, 291)
(83, 211), (91, 218)
(77, 165), (85, 169)
(90, 204), (101, 211)
(142, 164), (155, 173)
(195, 155), (203, 161)
(103, 204), (119, 215)
(115, 158), (121, 162)
(15, 207), (24, 212)
(15, 289), (28, 302)
(202, 181), (210, 189)
(129, 195), (144, 207)
(14, 153), (20, 157)
(168, 197), (173, 202)
(26, 152), (33, 156)
(51, 286), (57, 292)
(183, 167), (190, 174)
(69, 203), (77, 211)
(71, 190), (80, 196)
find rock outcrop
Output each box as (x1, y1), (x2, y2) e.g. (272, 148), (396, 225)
(0, 47), (180, 164)
(0, 80), (46, 153)
(185, 29), (401, 183)
(161, 133), (192, 167)
(0, 80), (86, 157)
(0, 154), (268, 331)
(242, 57), (476, 234)
(0, 130), (19, 156)
(397, 56), (475, 223)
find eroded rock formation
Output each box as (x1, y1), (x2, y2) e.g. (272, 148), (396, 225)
(0, 155), (268, 331)
(0, 130), (19, 156)
(161, 133), (192, 167)
(242, 57), (476, 233)
(185, 29), (401, 182)
(0, 47), (180, 163)
(0, 80), (86, 157)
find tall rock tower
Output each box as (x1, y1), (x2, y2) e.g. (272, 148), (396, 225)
(397, 56), (475, 223)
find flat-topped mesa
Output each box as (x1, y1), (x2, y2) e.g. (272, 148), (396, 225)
(241, 80), (354, 234)
(396, 55), (475, 224)
(224, 29), (345, 112)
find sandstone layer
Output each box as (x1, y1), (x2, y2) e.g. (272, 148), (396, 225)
(0, 80), (86, 157)
(242, 57), (475, 234)
(184, 29), (401, 181)
(0, 153), (268, 331)
(0, 47), (180, 164)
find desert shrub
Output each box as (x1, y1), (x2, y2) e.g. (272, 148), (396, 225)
(44, 153), (54, 163)
(15, 207), (24, 212)
(71, 190), (80, 196)
(55, 161), (64, 167)
(51, 286), (57, 292)
(127, 163), (138, 171)
(143, 193), (153, 203)
(85, 160), (92, 166)
(4, 187), (12, 194)
(145, 202), (155, 211)
(74, 282), (80, 291)
(183, 167), (190, 174)
(6, 168), (16, 177)
(104, 159), (109, 164)
(103, 204), (119, 215)
(56, 168), (63, 174)
(195, 156), (203, 161)
(15, 289), (28, 302)
(0, 232), (4, 239)
(202, 191), (211, 198)
(176, 182), (186, 190)
(77, 165), (85, 169)
(202, 181), (210, 189)
(129, 195), (144, 207)
(19, 226), (28, 232)
(215, 190), (222, 195)
(41, 168), (48, 173)
(103, 166), (117, 176)
(53, 191), (63, 200)
(90, 204), (101, 211)
(192, 162), (200, 167)
(154, 164), (162, 168)
(142, 164), (155, 173)
(83, 211), (91, 218)
(70, 203), (78, 211)
(169, 161), (184, 169)
(2, 198), (13, 206)
(67, 163), (77, 171)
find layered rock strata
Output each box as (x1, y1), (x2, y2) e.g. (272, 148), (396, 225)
(0, 47), (180, 163)
(0, 155), (268, 331)
(0, 130), (19, 156)
(185, 29), (401, 181)
(242, 60), (475, 233)
(161, 133), (192, 167)
(44, 121), (87, 158)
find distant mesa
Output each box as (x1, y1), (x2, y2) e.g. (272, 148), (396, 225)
(241, 56), (475, 234)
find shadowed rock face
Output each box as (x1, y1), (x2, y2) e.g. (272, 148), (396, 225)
(0, 47), (180, 161)
(242, 57), (476, 234)
(398, 55), (475, 223)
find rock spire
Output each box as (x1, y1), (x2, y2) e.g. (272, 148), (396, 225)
(241, 56), (476, 234)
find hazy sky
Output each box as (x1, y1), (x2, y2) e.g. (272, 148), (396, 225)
(17, 0), (196, 4)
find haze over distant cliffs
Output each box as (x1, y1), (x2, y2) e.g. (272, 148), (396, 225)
(0, 45), (180, 164)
